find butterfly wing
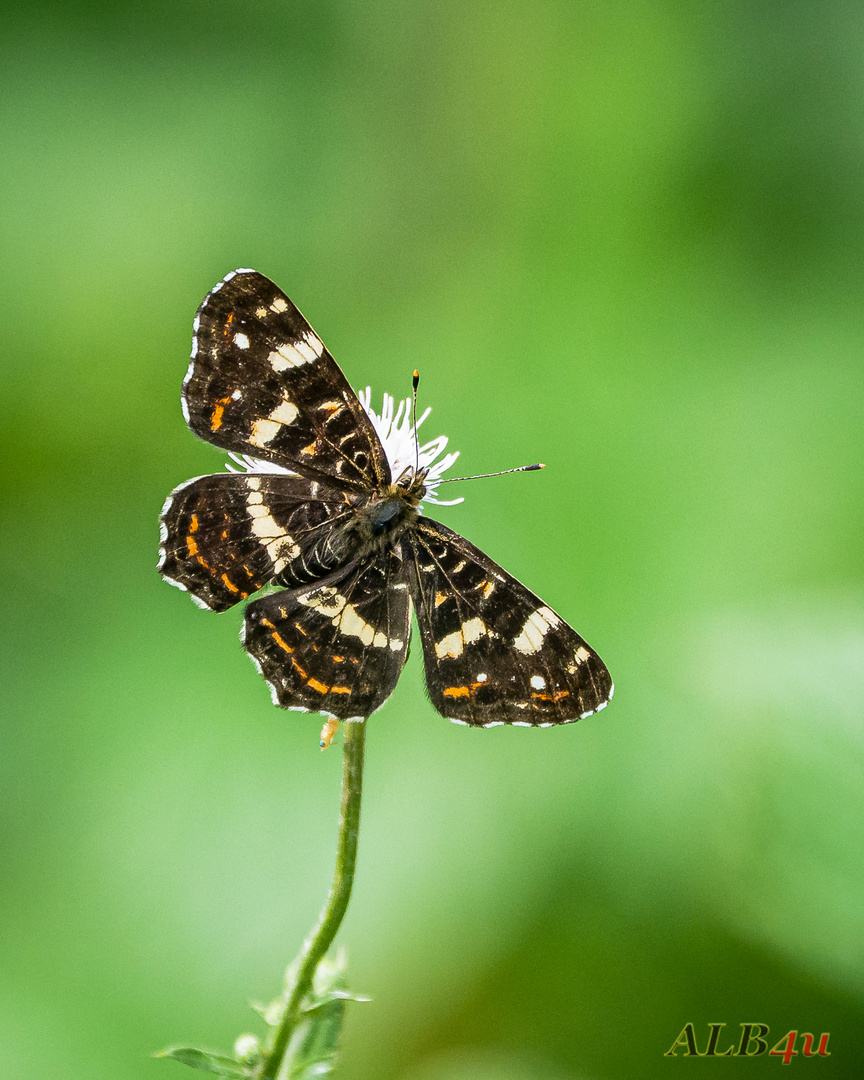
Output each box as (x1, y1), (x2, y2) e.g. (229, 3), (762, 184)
(183, 269), (389, 491)
(404, 518), (613, 726)
(242, 548), (412, 718)
(159, 472), (355, 611)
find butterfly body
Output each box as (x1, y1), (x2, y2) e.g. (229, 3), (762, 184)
(345, 472), (425, 544)
(159, 269), (613, 727)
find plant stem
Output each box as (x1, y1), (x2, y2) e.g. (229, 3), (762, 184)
(258, 719), (367, 1080)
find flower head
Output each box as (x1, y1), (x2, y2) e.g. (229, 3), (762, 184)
(357, 388), (463, 507)
(224, 387), (463, 508)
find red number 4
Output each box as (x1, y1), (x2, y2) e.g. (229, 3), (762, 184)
(770, 1031), (831, 1064)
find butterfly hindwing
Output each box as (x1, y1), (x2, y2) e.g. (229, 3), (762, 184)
(404, 518), (613, 726)
(242, 548), (412, 719)
(183, 269), (390, 491)
(158, 472), (356, 611)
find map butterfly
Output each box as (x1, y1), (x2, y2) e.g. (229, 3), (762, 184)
(158, 270), (613, 729)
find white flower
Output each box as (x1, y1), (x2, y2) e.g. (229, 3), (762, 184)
(358, 388), (463, 507)
(224, 388), (462, 508)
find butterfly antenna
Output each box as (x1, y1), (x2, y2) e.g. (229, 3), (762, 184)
(412, 369), (420, 477)
(438, 462), (545, 484)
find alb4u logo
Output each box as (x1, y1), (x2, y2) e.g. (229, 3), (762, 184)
(665, 1023), (831, 1063)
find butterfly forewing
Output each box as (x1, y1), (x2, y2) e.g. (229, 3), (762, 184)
(404, 518), (613, 726)
(243, 549), (412, 719)
(184, 269), (389, 491)
(159, 472), (357, 611)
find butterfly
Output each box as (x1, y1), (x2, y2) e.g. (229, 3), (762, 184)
(158, 269), (613, 729)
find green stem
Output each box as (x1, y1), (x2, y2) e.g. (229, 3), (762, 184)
(258, 719), (367, 1080)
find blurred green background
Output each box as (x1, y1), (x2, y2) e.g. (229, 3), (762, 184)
(2, 1), (863, 1077)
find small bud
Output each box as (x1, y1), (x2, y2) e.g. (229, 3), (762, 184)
(233, 1034), (260, 1063)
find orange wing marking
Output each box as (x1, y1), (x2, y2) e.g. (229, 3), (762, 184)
(260, 617), (294, 655)
(210, 395), (233, 432)
(530, 690), (570, 703)
(308, 676), (352, 696)
(220, 573), (247, 597)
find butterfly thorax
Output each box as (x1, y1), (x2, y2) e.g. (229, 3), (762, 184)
(344, 468), (427, 555)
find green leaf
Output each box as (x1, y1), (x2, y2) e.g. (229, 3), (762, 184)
(281, 952), (369, 1079)
(154, 1046), (250, 1077)
(286, 995), (346, 1079)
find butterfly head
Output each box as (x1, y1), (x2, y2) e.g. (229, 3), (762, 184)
(394, 464), (428, 499)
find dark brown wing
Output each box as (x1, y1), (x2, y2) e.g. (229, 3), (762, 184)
(183, 269), (389, 491)
(242, 547), (412, 719)
(158, 472), (354, 612)
(404, 518), (613, 727)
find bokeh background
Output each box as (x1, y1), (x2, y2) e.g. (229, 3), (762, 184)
(2, 2), (863, 1078)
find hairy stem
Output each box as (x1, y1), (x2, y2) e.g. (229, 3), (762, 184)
(258, 719), (367, 1080)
